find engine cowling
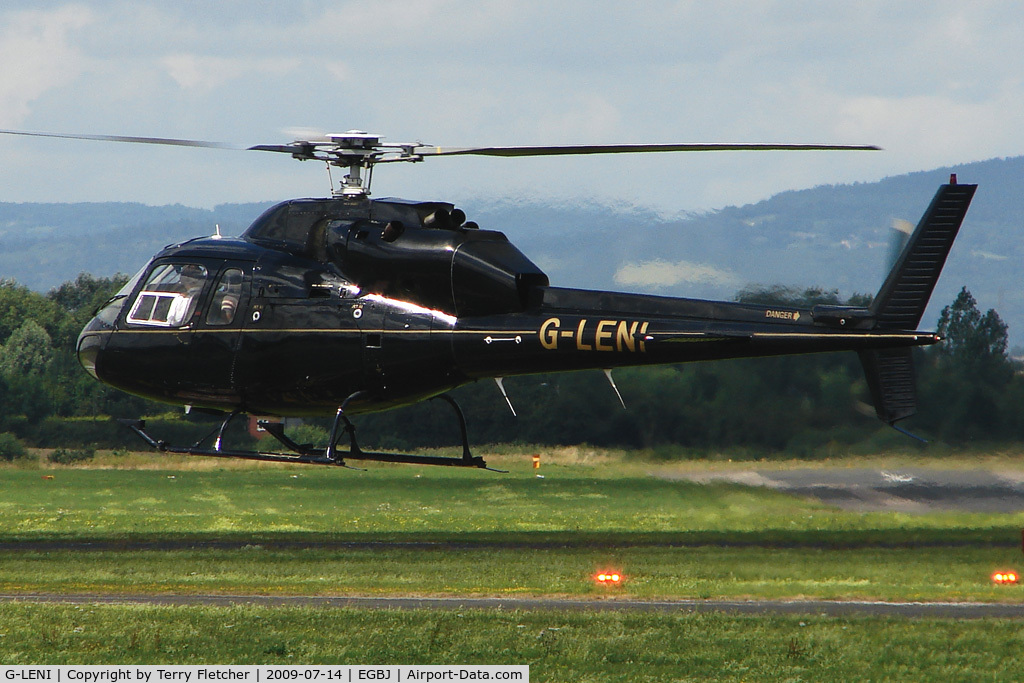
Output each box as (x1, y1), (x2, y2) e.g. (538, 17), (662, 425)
(330, 212), (548, 316)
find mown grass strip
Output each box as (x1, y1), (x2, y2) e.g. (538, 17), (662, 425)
(4, 465), (1022, 544)
(0, 603), (1022, 681)
(2, 544), (1022, 603)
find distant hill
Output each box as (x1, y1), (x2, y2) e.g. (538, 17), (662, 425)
(0, 201), (273, 290)
(2, 156), (1020, 343)
(465, 157), (1024, 346)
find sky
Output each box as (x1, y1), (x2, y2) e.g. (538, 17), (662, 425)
(1, 1), (1024, 215)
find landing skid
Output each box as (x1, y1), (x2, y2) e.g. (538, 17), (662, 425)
(118, 393), (498, 470)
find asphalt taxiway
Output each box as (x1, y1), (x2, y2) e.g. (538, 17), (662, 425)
(4, 593), (1024, 619)
(665, 467), (1024, 513)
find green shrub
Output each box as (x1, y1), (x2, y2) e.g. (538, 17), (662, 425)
(34, 416), (124, 448)
(0, 432), (29, 461)
(47, 446), (97, 465)
(285, 423), (330, 448)
(33, 415), (258, 451)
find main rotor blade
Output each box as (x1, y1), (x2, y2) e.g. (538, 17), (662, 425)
(247, 144), (313, 154)
(418, 142), (881, 157)
(0, 129), (881, 160)
(0, 129), (238, 150)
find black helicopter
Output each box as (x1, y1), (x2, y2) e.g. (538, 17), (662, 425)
(1, 129), (976, 469)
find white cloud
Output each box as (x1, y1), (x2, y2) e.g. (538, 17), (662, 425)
(836, 88), (1024, 167)
(972, 249), (1009, 262)
(534, 93), (622, 140)
(162, 54), (301, 92)
(4, 1), (1024, 212)
(614, 259), (740, 289)
(325, 62), (351, 83)
(0, 6), (93, 125)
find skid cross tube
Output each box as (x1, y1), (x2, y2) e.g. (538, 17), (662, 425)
(120, 418), (335, 464)
(320, 392), (490, 468)
(117, 392), (493, 469)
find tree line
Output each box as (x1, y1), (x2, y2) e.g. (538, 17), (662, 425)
(0, 274), (1017, 457)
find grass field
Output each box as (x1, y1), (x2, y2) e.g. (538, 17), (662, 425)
(3, 603), (1024, 680)
(3, 448), (1024, 677)
(3, 450), (1024, 601)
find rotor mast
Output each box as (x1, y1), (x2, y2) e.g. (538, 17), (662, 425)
(250, 131), (428, 197)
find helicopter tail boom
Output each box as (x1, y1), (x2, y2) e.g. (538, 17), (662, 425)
(454, 179), (975, 434)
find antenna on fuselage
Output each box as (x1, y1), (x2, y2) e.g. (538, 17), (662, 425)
(493, 377), (517, 417)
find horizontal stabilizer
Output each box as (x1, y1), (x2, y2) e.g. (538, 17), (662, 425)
(870, 181), (976, 330)
(858, 348), (917, 424)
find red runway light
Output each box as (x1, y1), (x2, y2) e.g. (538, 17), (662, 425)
(595, 571), (622, 585)
(992, 571), (1018, 585)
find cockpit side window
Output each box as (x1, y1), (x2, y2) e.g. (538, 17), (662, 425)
(207, 268), (244, 326)
(126, 263), (208, 327)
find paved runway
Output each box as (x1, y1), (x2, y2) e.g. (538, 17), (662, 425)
(669, 467), (1024, 512)
(4, 592), (1024, 619)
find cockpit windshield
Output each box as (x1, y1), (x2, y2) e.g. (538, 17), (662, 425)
(93, 264), (148, 326)
(126, 263), (209, 327)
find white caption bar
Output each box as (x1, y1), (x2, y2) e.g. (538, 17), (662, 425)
(0, 666), (528, 683)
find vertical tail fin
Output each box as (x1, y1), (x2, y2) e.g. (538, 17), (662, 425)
(861, 178), (976, 429)
(869, 178), (976, 330)
(859, 348), (918, 426)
